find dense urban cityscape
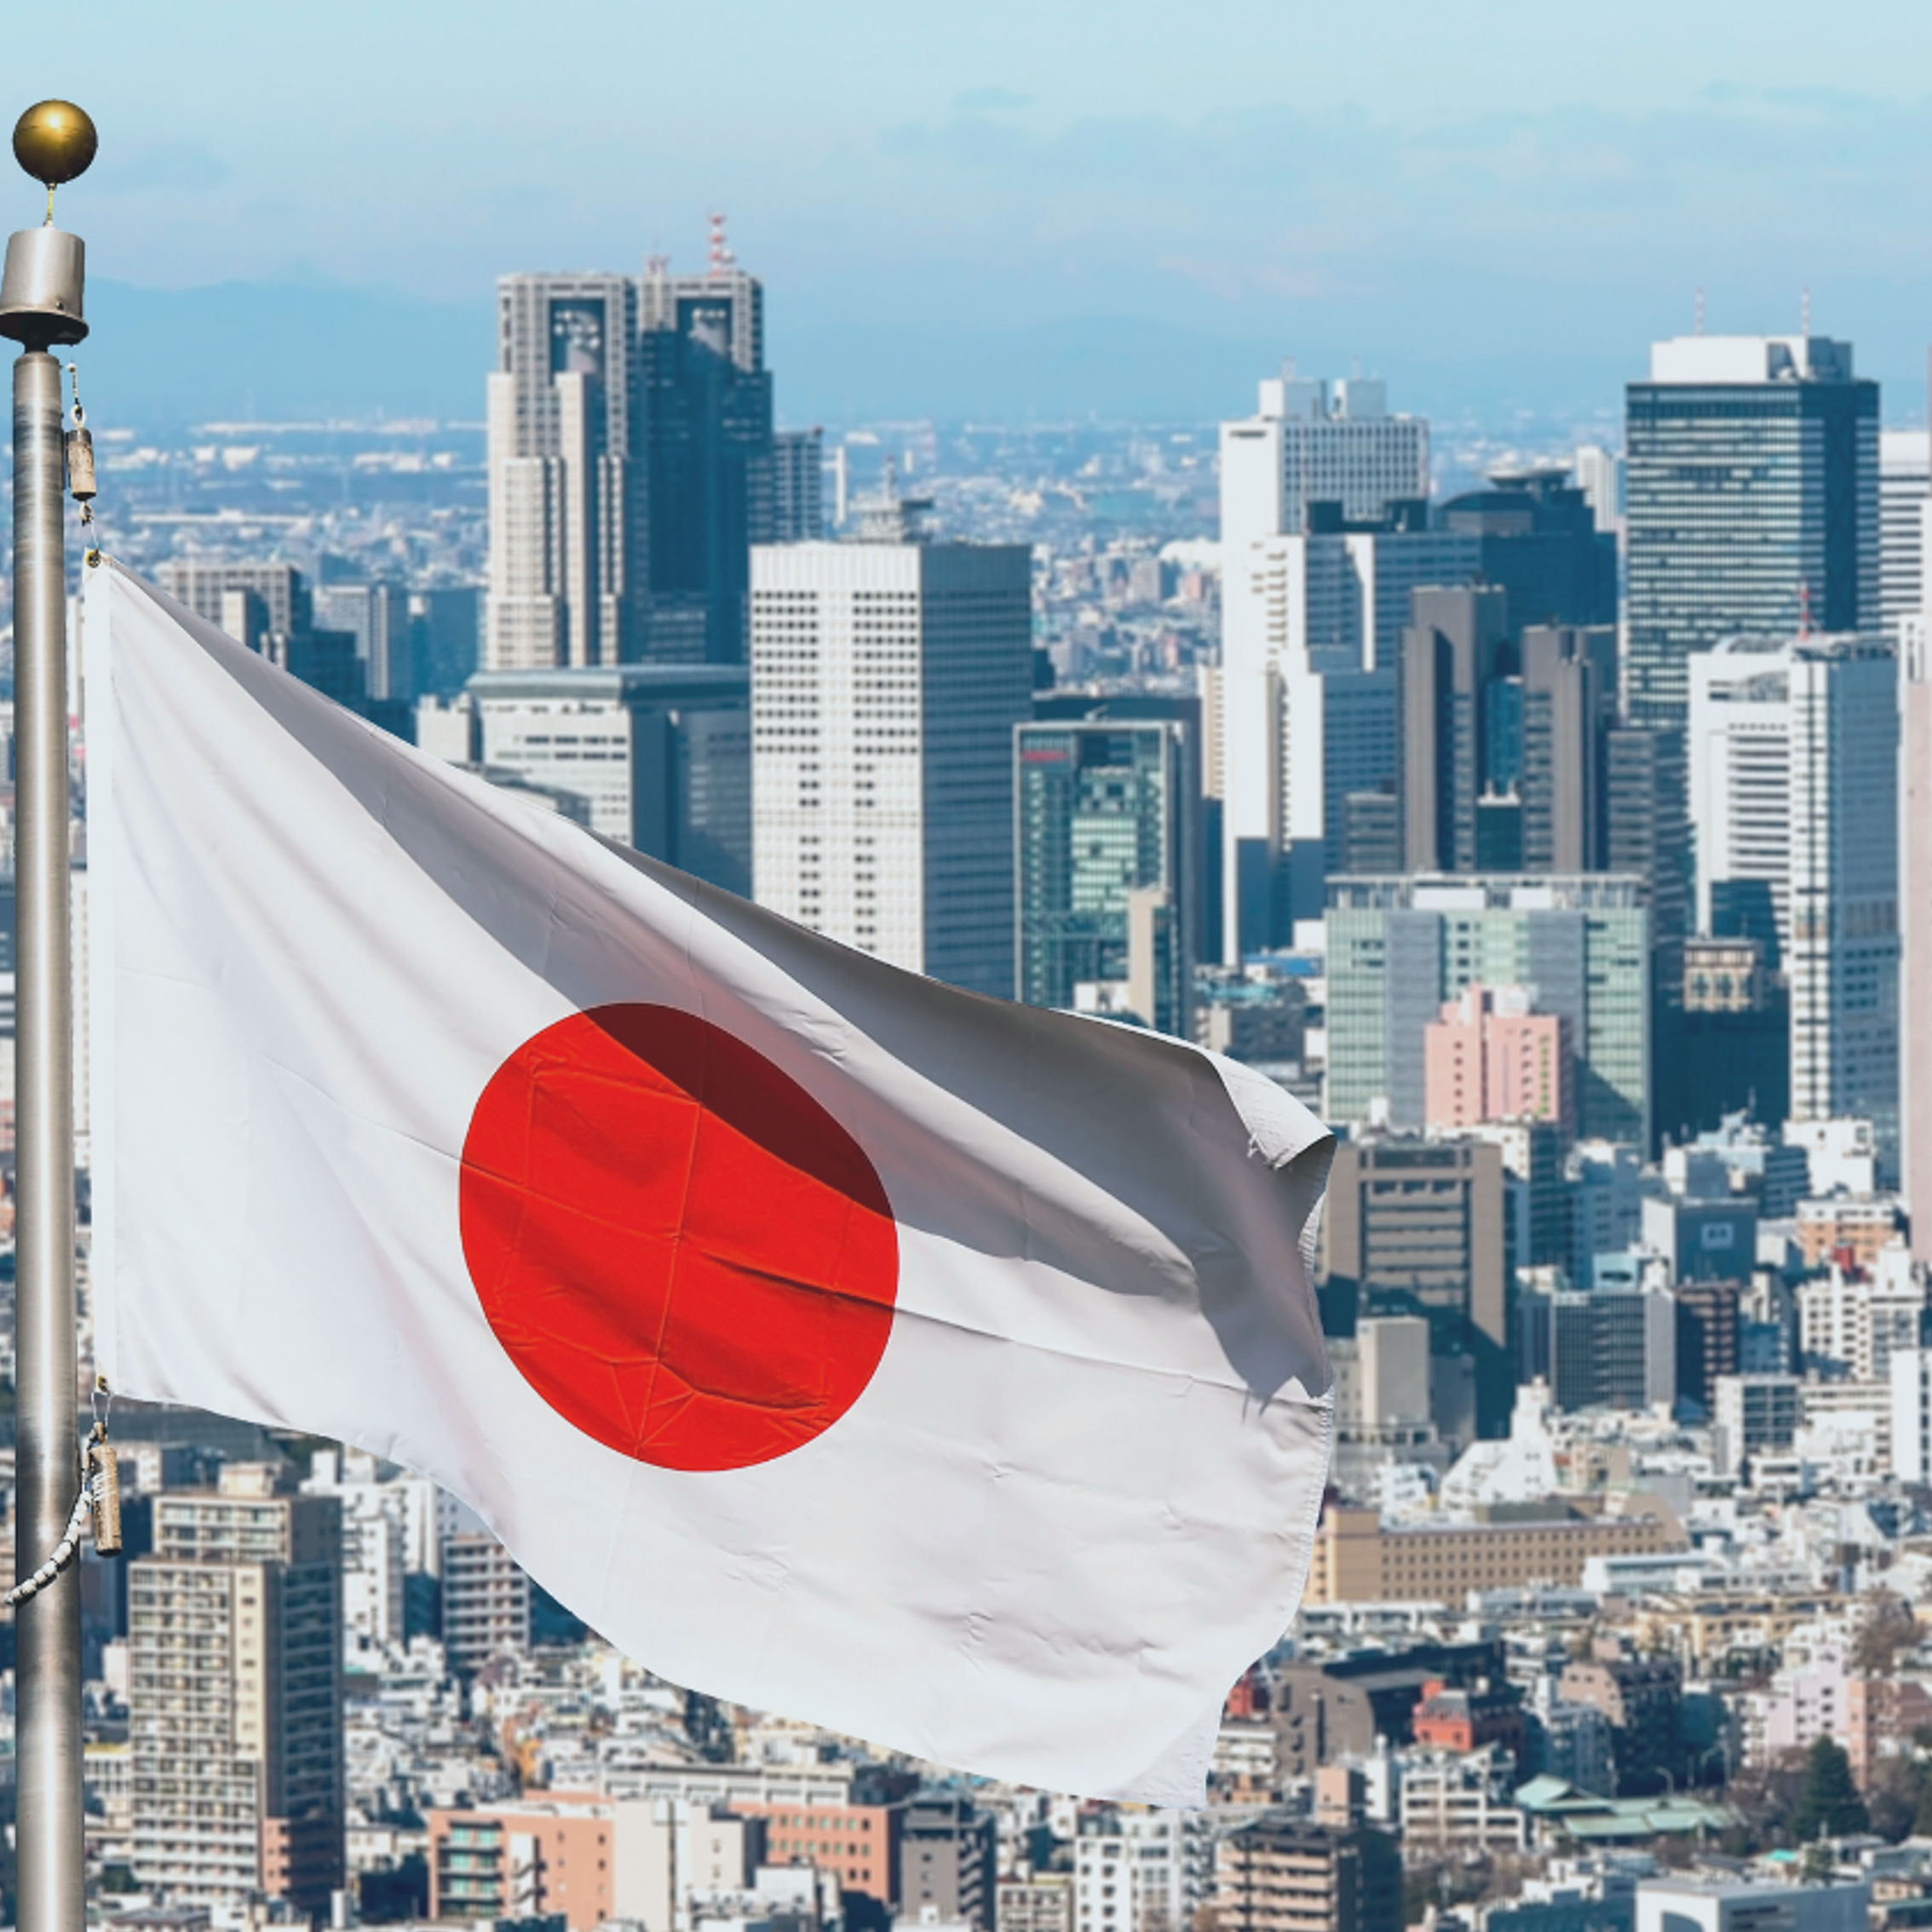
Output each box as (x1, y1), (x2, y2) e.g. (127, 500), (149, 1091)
(0, 208), (1929, 1932)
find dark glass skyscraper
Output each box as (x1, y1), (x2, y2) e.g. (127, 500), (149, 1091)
(1015, 719), (1193, 1036)
(1624, 334), (1877, 729)
(486, 247), (780, 672)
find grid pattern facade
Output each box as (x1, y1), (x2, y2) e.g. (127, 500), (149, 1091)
(1625, 368), (1877, 730)
(1325, 877), (1649, 1145)
(1015, 722), (1189, 1030)
(129, 1492), (343, 1915)
(750, 542), (1032, 997)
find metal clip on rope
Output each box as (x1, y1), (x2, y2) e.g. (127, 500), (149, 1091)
(5, 1415), (122, 1607)
(4, 1480), (94, 1608)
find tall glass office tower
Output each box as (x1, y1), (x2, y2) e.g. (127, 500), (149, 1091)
(1624, 335), (1877, 730)
(1014, 720), (1194, 1036)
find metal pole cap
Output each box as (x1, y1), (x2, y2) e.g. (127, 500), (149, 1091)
(0, 227), (85, 347)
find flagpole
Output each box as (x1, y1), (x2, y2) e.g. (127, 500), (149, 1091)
(2, 101), (96, 1932)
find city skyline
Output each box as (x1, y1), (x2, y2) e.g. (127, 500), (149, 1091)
(26, 1), (1932, 427)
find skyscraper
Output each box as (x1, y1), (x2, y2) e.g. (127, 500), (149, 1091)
(485, 242), (779, 674)
(1436, 469), (1617, 633)
(750, 506), (1032, 998)
(1879, 429), (1929, 641)
(1015, 718), (1194, 1036)
(635, 252), (774, 663)
(1217, 370), (1438, 955)
(1400, 585), (1509, 874)
(468, 664), (751, 893)
(1624, 334), (1878, 729)
(773, 427), (826, 542)
(157, 559), (366, 708)
(1519, 624), (1617, 872)
(129, 1474), (344, 1915)
(1220, 371), (1429, 535)
(486, 272), (639, 671)
(1325, 874), (1650, 1146)
(1902, 615), (1932, 1260)
(1688, 632), (1900, 1170)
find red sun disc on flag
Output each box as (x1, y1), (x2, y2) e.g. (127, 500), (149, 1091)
(458, 1003), (900, 1472)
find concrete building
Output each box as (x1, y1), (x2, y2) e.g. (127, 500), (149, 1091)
(1072, 1808), (1215, 1932)
(1557, 1647), (1683, 1796)
(1305, 1501), (1688, 1606)
(157, 558), (365, 708)
(1217, 371), (1442, 952)
(737, 1796), (900, 1906)
(900, 1796), (995, 1932)
(1879, 428), (1929, 641)
(1216, 1817), (1401, 1932)
(1797, 1245), (1926, 1382)
(1325, 875), (1649, 1147)
(1632, 1882), (1867, 1932)
(1624, 334), (1878, 731)
(1423, 984), (1572, 1134)
(315, 578), (411, 705)
(750, 526), (1032, 998)
(1890, 1347), (1932, 1482)
(128, 1475), (344, 1916)
(1436, 470), (1619, 634)
(773, 427), (825, 543)
(440, 1526), (531, 1674)
(469, 664), (751, 891)
(1220, 369), (1430, 537)
(1901, 614), (1932, 1259)
(302, 1448), (407, 1646)
(1398, 1746), (1527, 1854)
(1015, 718), (1193, 1036)
(486, 271), (638, 670)
(1402, 585), (1511, 875)
(1320, 1136), (1508, 1429)
(1520, 624), (1618, 873)
(1688, 632), (1900, 1170)
(486, 253), (777, 670)
(428, 1795), (766, 1931)
(1549, 1286), (1676, 1413)
(1711, 1373), (1802, 1478)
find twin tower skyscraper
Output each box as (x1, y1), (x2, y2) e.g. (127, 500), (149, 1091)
(486, 250), (822, 670)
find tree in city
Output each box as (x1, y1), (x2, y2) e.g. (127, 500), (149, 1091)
(1788, 1736), (1870, 1843)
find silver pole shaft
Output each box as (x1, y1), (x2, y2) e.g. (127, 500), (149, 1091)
(13, 344), (81, 1932)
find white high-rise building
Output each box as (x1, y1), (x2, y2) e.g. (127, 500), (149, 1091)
(486, 273), (637, 671)
(1891, 1347), (1932, 1481)
(1688, 632), (1900, 1169)
(467, 665), (751, 892)
(1220, 370), (1430, 539)
(1217, 372), (1436, 957)
(1573, 444), (1625, 537)
(750, 513), (1032, 998)
(1215, 523), (1471, 956)
(1073, 1810), (1215, 1932)
(1880, 429), (1930, 641)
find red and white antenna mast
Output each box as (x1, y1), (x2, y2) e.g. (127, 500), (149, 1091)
(708, 212), (735, 275)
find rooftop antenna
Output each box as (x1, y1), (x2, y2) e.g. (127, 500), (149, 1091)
(1694, 287), (1705, 336)
(1801, 285), (1812, 336)
(707, 212), (734, 275)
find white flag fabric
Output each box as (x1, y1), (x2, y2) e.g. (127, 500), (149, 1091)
(83, 561), (1334, 1804)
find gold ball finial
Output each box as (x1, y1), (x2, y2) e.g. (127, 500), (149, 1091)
(13, 101), (96, 190)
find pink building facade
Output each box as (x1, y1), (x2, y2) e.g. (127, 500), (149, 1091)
(1423, 985), (1572, 1133)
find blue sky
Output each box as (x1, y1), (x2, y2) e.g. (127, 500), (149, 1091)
(26, 1), (1932, 423)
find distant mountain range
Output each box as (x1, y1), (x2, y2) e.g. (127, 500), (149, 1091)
(75, 276), (1644, 434)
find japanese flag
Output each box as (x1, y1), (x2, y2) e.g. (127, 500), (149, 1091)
(83, 561), (1334, 1804)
